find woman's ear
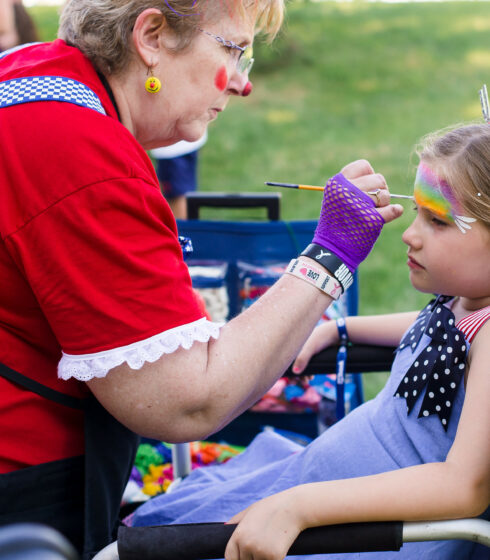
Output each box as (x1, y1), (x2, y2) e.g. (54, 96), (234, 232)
(132, 8), (167, 67)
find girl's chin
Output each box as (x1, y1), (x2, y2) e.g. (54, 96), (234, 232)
(408, 272), (432, 294)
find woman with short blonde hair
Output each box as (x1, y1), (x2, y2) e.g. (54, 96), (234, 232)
(59, 0), (284, 75)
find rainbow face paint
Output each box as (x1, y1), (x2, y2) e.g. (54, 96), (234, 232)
(414, 162), (476, 233)
(214, 66), (228, 92)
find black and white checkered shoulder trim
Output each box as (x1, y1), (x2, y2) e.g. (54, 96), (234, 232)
(0, 75), (106, 115)
(58, 318), (224, 381)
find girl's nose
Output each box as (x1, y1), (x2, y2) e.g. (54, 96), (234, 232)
(402, 219), (421, 249)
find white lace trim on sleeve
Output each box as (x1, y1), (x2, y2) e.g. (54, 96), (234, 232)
(58, 318), (223, 382)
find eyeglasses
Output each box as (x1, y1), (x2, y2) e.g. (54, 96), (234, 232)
(198, 28), (254, 75)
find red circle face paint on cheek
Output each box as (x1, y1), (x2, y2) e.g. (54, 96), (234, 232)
(214, 66), (228, 91)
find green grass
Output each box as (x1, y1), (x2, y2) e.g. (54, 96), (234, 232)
(29, 1), (490, 395)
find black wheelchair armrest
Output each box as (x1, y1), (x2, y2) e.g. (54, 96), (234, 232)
(284, 344), (397, 377)
(116, 521), (403, 559)
(92, 519), (490, 559)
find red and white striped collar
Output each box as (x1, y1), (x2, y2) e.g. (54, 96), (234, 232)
(456, 305), (490, 343)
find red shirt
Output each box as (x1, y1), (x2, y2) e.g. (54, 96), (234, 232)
(0, 41), (204, 472)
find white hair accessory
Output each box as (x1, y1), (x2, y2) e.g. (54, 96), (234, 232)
(479, 84), (490, 123)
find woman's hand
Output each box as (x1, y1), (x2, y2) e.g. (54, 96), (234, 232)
(292, 319), (339, 375)
(311, 160), (403, 274)
(225, 489), (305, 560)
(340, 159), (403, 224)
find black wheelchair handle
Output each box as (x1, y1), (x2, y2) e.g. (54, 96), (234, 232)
(117, 521), (403, 560)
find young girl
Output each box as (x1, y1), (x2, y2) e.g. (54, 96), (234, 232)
(131, 124), (490, 559)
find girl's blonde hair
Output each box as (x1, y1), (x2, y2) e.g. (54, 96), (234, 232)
(58, 0), (284, 75)
(416, 123), (490, 230)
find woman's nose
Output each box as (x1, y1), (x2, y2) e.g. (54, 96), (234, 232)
(228, 67), (252, 97)
(242, 81), (253, 97)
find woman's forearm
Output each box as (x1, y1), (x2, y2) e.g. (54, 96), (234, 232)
(89, 270), (333, 441)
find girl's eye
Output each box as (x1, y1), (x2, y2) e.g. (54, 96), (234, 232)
(431, 216), (448, 227)
(415, 205), (449, 227)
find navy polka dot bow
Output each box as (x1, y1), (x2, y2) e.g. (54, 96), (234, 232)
(394, 295), (467, 430)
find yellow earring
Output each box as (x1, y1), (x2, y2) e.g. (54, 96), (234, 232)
(145, 69), (161, 94)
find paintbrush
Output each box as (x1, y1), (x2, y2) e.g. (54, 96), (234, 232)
(265, 181), (414, 199)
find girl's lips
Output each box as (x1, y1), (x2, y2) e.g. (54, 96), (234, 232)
(407, 255), (424, 270)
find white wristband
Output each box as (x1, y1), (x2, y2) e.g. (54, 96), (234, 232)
(285, 258), (343, 300)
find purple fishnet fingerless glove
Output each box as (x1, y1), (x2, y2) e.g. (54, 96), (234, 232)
(312, 173), (385, 272)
